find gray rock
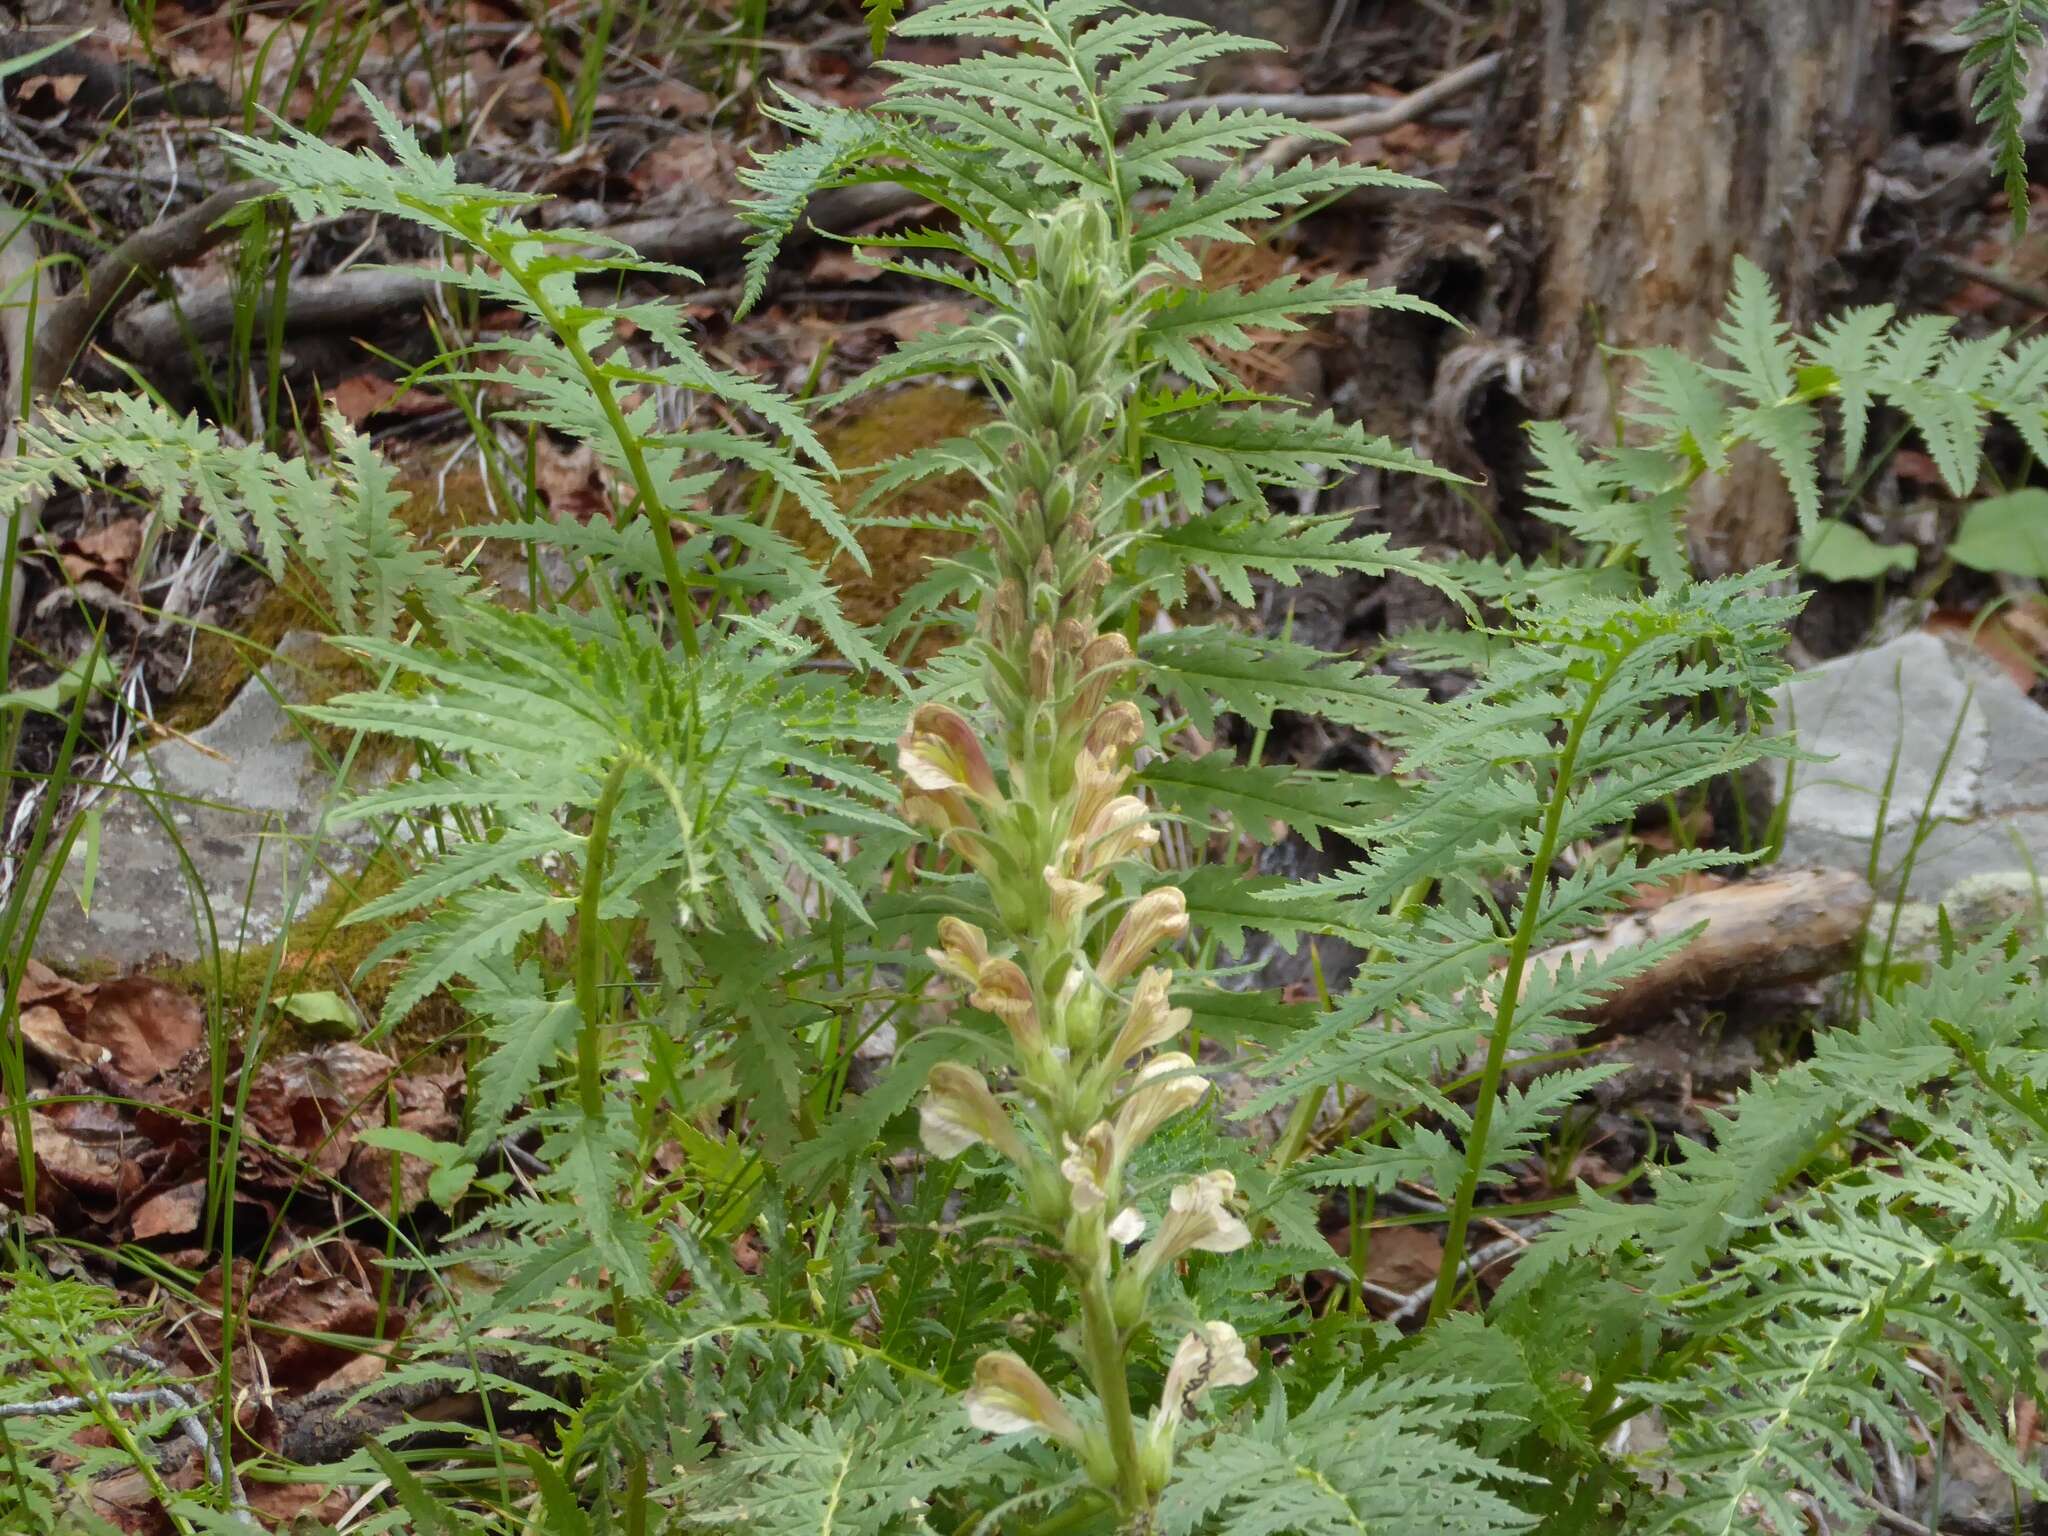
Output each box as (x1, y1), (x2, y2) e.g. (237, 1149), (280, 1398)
(34, 632), (372, 972)
(1767, 632), (2048, 899)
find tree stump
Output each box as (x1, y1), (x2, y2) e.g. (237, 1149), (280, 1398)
(1505, 1), (1895, 573)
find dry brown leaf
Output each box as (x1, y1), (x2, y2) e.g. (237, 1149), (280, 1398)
(57, 518), (145, 589)
(877, 300), (975, 343)
(328, 374), (445, 428)
(533, 438), (613, 523)
(18, 73), (84, 108)
(809, 247), (886, 284)
(1924, 607), (2040, 691)
(76, 978), (204, 1083)
(20, 1003), (94, 1068)
(1358, 1225), (1443, 1301)
(130, 1178), (207, 1241)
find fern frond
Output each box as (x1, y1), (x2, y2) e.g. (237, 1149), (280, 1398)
(1960, 0), (2048, 232)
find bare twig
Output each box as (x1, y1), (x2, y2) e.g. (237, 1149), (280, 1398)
(2, 1346), (252, 1526)
(116, 182), (927, 362)
(0, 147), (187, 190)
(33, 180), (269, 394)
(1933, 254), (2048, 314)
(1144, 52), (1500, 131)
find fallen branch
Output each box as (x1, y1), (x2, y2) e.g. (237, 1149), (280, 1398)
(0, 1346), (252, 1526)
(1136, 51), (1501, 135)
(33, 180), (269, 394)
(115, 182), (927, 363)
(1522, 867), (1873, 1035)
(1932, 253), (2048, 314)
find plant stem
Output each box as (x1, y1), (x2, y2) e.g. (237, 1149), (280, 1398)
(576, 757), (632, 1120)
(486, 243), (703, 658)
(1076, 1268), (1146, 1513)
(1429, 680), (1604, 1322)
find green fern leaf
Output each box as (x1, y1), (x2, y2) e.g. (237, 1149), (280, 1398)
(1960, 0), (2048, 233)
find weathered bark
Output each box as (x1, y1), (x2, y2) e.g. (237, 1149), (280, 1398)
(1510, 1), (1894, 573)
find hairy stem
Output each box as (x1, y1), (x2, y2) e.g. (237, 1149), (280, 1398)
(1077, 1268), (1146, 1513)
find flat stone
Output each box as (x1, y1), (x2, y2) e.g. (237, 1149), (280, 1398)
(1767, 632), (2048, 899)
(35, 633), (372, 972)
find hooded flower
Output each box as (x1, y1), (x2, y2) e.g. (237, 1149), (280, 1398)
(1150, 1322), (1257, 1441)
(1113, 1052), (1206, 1152)
(1149, 1172), (1250, 1265)
(921, 1063), (1028, 1165)
(1107, 1206), (1145, 1245)
(1077, 795), (1157, 875)
(1099, 887), (1189, 985)
(928, 916), (993, 989)
(1107, 967), (1189, 1069)
(898, 704), (999, 801)
(1059, 1122), (1117, 1211)
(1068, 747), (1127, 850)
(963, 1351), (1085, 1449)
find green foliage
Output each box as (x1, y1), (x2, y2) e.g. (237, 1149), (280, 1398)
(0, 393), (471, 639)
(13, 5), (2048, 1534)
(1960, 0), (2048, 232)
(861, 0), (906, 55)
(1951, 485), (2048, 575)
(1159, 1376), (1537, 1536)
(0, 1274), (211, 1532)
(1529, 257), (2048, 579)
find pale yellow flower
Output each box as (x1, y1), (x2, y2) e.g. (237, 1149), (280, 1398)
(1113, 1051), (1206, 1151)
(1045, 866), (1106, 931)
(1099, 887), (1189, 985)
(1059, 1123), (1117, 1211)
(1086, 700), (1144, 757)
(920, 1063), (1027, 1165)
(971, 959), (1043, 1054)
(963, 1351), (1084, 1449)
(927, 916), (992, 989)
(1149, 1171), (1250, 1264)
(897, 703), (997, 800)
(1078, 795), (1157, 874)
(1107, 967), (1189, 1068)
(1151, 1321), (1256, 1441)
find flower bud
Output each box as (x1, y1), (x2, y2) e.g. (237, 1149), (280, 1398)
(921, 1063), (1028, 1165)
(1030, 624), (1056, 699)
(1107, 968), (1189, 1068)
(1113, 1052), (1205, 1152)
(1086, 700), (1144, 758)
(963, 1351), (1085, 1451)
(1073, 632), (1132, 721)
(1099, 887), (1188, 985)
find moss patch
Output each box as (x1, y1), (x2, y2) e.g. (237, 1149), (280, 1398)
(782, 382), (988, 647)
(152, 848), (462, 1057)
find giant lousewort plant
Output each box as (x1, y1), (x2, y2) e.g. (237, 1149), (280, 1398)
(896, 202), (1252, 1517)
